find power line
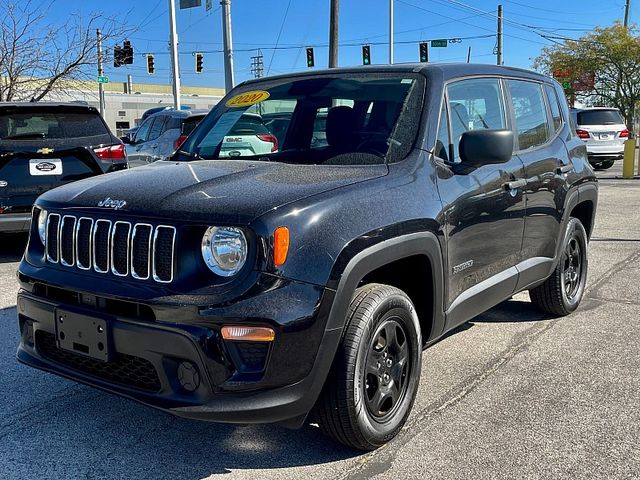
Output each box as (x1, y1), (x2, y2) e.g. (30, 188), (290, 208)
(267, 0), (293, 76)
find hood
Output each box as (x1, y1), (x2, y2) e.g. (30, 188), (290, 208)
(37, 160), (388, 224)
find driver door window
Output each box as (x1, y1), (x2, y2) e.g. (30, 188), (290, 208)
(446, 78), (506, 162)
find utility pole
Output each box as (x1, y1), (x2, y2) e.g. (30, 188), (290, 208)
(389, 0), (394, 64)
(96, 29), (106, 117)
(329, 0), (339, 68)
(497, 4), (503, 66)
(221, 0), (235, 92)
(467, 46), (472, 63)
(168, 0), (181, 109)
(624, 0), (630, 27)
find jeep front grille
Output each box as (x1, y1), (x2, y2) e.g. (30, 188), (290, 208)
(45, 213), (175, 283)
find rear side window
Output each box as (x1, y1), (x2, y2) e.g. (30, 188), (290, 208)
(507, 80), (550, 151)
(545, 85), (563, 133)
(182, 116), (204, 136)
(147, 116), (165, 141)
(576, 109), (624, 125)
(0, 110), (108, 140)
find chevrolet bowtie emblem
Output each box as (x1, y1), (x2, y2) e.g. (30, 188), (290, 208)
(37, 148), (54, 154)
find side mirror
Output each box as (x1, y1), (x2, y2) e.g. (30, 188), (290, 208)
(121, 136), (131, 144)
(458, 129), (514, 169)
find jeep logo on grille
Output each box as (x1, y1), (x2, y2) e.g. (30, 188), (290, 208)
(35, 162), (56, 172)
(97, 197), (127, 210)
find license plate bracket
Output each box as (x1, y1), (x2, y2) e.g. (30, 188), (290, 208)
(54, 308), (111, 362)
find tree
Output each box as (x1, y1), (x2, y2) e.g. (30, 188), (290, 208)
(0, 1), (132, 102)
(534, 23), (640, 132)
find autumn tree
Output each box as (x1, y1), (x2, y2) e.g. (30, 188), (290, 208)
(0, 1), (132, 102)
(534, 23), (640, 131)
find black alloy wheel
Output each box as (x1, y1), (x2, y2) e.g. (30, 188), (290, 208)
(315, 283), (422, 451)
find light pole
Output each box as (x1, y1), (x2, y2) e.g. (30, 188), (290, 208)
(221, 0), (235, 92)
(389, 0), (394, 64)
(168, 0), (181, 109)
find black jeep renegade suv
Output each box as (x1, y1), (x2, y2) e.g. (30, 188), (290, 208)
(16, 64), (597, 450)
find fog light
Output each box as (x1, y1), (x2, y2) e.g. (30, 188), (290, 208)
(221, 326), (275, 342)
(177, 361), (200, 392)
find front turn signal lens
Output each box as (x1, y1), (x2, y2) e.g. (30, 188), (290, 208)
(273, 226), (289, 267)
(221, 326), (275, 342)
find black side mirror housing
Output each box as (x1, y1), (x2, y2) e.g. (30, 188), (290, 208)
(458, 129), (514, 169)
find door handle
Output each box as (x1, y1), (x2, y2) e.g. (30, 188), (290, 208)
(504, 179), (527, 190)
(556, 164), (574, 175)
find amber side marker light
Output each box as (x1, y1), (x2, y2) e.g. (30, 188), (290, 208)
(273, 226), (290, 267)
(221, 326), (275, 342)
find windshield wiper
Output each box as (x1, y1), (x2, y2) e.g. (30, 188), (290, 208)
(2, 132), (47, 140)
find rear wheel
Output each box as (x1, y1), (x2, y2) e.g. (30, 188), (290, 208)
(600, 160), (615, 169)
(315, 283), (422, 450)
(529, 218), (588, 316)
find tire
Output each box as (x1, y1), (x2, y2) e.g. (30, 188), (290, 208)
(314, 283), (422, 451)
(600, 160), (615, 169)
(529, 218), (588, 316)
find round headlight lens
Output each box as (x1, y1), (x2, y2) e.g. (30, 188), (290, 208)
(37, 209), (48, 245)
(201, 226), (248, 277)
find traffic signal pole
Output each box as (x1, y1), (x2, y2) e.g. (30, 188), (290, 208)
(221, 0), (235, 92)
(168, 0), (181, 109)
(96, 29), (106, 117)
(389, 0), (394, 64)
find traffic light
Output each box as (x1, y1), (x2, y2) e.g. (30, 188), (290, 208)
(113, 45), (123, 67)
(419, 42), (429, 63)
(362, 45), (371, 65)
(195, 52), (204, 73)
(122, 40), (134, 65)
(306, 47), (315, 68)
(146, 54), (155, 75)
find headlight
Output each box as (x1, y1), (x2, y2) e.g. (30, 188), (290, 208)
(201, 226), (248, 276)
(37, 209), (48, 245)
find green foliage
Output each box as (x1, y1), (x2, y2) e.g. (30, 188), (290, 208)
(534, 23), (640, 129)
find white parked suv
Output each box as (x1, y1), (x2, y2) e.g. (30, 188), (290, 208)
(571, 107), (629, 169)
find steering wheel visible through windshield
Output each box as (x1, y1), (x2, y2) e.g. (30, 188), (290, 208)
(176, 73), (424, 166)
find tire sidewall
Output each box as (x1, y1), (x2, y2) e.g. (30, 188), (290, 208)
(352, 292), (422, 446)
(560, 218), (588, 312)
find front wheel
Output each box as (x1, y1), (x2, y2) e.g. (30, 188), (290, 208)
(314, 283), (422, 450)
(529, 217), (588, 316)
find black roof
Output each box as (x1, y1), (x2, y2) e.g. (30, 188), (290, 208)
(241, 62), (551, 86)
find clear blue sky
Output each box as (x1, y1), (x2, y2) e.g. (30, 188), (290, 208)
(51, 0), (633, 88)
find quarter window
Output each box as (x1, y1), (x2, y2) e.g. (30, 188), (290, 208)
(435, 102), (450, 162)
(545, 84), (563, 133)
(446, 78), (506, 162)
(508, 80), (550, 150)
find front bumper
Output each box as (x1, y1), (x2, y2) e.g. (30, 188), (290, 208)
(0, 213), (31, 233)
(16, 271), (341, 426)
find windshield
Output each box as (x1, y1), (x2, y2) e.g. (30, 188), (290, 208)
(178, 73), (424, 165)
(576, 109), (625, 126)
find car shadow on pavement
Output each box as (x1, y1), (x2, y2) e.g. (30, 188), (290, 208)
(0, 233), (27, 263)
(472, 299), (554, 324)
(1, 304), (361, 479)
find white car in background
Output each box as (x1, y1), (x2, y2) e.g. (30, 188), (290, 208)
(571, 107), (629, 170)
(219, 113), (278, 157)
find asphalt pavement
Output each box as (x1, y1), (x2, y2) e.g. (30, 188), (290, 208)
(0, 158), (639, 479)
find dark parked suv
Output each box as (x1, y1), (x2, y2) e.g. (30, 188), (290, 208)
(0, 102), (126, 233)
(16, 64), (597, 450)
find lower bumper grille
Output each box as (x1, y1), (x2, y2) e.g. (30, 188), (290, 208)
(36, 331), (161, 393)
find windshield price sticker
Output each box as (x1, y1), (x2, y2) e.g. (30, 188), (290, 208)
(226, 90), (270, 108)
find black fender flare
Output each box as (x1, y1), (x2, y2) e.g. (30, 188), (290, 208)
(552, 181), (598, 270)
(325, 231), (445, 340)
